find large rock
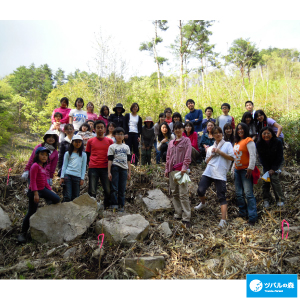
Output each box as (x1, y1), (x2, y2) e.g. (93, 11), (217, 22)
(30, 193), (97, 244)
(159, 222), (172, 237)
(95, 214), (149, 245)
(121, 256), (165, 279)
(142, 189), (172, 212)
(0, 207), (12, 230)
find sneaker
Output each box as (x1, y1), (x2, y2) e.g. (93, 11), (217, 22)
(118, 207), (125, 213)
(277, 202), (284, 207)
(264, 201), (270, 208)
(182, 221), (191, 228)
(248, 221), (255, 226)
(219, 219), (227, 228)
(194, 202), (206, 210)
(17, 232), (27, 244)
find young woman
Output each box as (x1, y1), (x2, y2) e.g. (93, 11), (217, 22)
(256, 127), (285, 207)
(153, 113), (166, 164)
(233, 122), (258, 226)
(165, 122), (192, 228)
(254, 110), (284, 144)
(195, 126), (235, 227)
(18, 147), (60, 243)
(69, 98), (88, 133)
(21, 130), (59, 186)
(123, 103), (142, 165)
(241, 112), (257, 142)
(141, 117), (155, 165)
(223, 123), (235, 146)
(86, 102), (98, 121)
(169, 112), (183, 132)
(60, 135), (87, 203)
(98, 105), (110, 126)
(198, 120), (216, 160)
(183, 121), (201, 163)
(164, 108), (173, 125)
(105, 122), (117, 143)
(51, 97), (71, 126)
(157, 122), (175, 163)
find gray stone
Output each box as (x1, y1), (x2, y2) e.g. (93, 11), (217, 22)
(30, 193), (97, 244)
(284, 257), (300, 265)
(92, 248), (105, 259)
(160, 222), (172, 237)
(142, 189), (172, 212)
(205, 258), (220, 269)
(0, 207), (12, 230)
(63, 247), (77, 259)
(121, 256), (165, 279)
(95, 214), (149, 245)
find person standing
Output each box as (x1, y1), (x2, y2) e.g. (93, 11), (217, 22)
(216, 103), (235, 132)
(109, 103), (125, 128)
(184, 99), (203, 133)
(202, 107), (216, 134)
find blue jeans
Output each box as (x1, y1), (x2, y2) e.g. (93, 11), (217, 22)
(111, 165), (128, 208)
(234, 168), (258, 223)
(88, 168), (111, 209)
(63, 174), (81, 202)
(154, 140), (161, 164)
(22, 188), (60, 233)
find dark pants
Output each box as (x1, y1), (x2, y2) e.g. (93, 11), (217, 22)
(125, 132), (139, 165)
(63, 174), (81, 202)
(262, 168), (285, 203)
(111, 165), (128, 208)
(141, 148), (152, 165)
(88, 168), (111, 208)
(160, 143), (168, 162)
(22, 188), (60, 233)
(197, 175), (227, 205)
(154, 140), (161, 164)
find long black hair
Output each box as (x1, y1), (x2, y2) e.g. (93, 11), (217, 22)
(223, 123), (234, 144)
(241, 112), (254, 124)
(106, 122), (116, 135)
(100, 105), (110, 117)
(172, 112), (182, 123)
(158, 122), (172, 142)
(157, 112), (166, 124)
(254, 109), (268, 133)
(234, 122), (250, 143)
(68, 139), (84, 157)
(184, 121), (195, 135)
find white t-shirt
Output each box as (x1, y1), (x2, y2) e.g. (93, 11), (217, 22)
(129, 114), (139, 133)
(108, 143), (131, 169)
(69, 109), (88, 131)
(203, 142), (235, 181)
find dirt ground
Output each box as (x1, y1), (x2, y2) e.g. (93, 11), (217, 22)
(0, 136), (299, 279)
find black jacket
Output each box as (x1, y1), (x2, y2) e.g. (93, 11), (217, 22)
(57, 139), (71, 176)
(108, 113), (124, 129)
(123, 113), (142, 135)
(256, 138), (283, 172)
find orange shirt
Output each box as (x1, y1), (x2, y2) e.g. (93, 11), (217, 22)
(233, 137), (253, 170)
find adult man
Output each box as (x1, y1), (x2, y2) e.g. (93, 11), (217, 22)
(184, 99), (203, 133)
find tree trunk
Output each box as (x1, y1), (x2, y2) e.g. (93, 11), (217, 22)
(201, 54), (205, 91)
(153, 21), (161, 91)
(179, 20), (183, 89)
(240, 65), (245, 85)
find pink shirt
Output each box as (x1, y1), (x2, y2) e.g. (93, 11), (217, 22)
(29, 163), (52, 191)
(51, 107), (71, 124)
(25, 144), (58, 179)
(98, 115), (109, 126)
(183, 132), (199, 152)
(87, 112), (98, 121)
(165, 136), (192, 174)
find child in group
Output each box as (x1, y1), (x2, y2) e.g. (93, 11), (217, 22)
(169, 112), (183, 132)
(198, 121), (215, 160)
(153, 113), (166, 164)
(50, 112), (65, 143)
(98, 105), (110, 127)
(194, 126), (235, 228)
(164, 108), (173, 125)
(124, 103), (142, 166)
(216, 103), (235, 132)
(245, 101), (256, 118)
(165, 122), (192, 228)
(241, 112), (257, 142)
(87, 120), (96, 137)
(21, 130), (59, 186)
(108, 127), (131, 212)
(58, 124), (75, 177)
(108, 103), (125, 128)
(202, 107), (216, 133)
(86, 120), (114, 209)
(77, 122), (94, 149)
(183, 121), (201, 163)
(86, 102), (98, 121)
(105, 122), (117, 143)
(17, 147), (60, 243)
(69, 98), (88, 133)
(60, 135), (87, 203)
(254, 110), (284, 145)
(51, 97), (71, 126)
(157, 122), (175, 162)
(223, 123), (235, 146)
(185, 99), (203, 133)
(141, 117), (155, 165)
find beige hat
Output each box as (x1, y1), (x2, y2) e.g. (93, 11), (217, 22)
(144, 116), (153, 122)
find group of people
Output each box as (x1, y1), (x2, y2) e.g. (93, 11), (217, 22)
(17, 97), (286, 242)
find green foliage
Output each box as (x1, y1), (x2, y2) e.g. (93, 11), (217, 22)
(26, 262), (35, 271)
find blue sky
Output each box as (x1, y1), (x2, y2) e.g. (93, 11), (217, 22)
(1, 2), (300, 80)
